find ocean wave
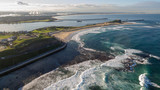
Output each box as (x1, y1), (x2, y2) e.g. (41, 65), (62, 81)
(71, 27), (104, 52)
(149, 54), (160, 60)
(110, 46), (123, 51)
(24, 25), (160, 90)
(72, 26), (153, 68)
(44, 48), (152, 90)
(131, 25), (160, 29)
(127, 22), (145, 25)
(69, 26), (160, 90)
(44, 60), (104, 90)
(45, 71), (81, 90)
(75, 67), (97, 89)
(142, 26), (154, 28)
(101, 49), (147, 68)
(106, 25), (132, 30)
(139, 73), (150, 88)
(44, 49), (150, 90)
(139, 73), (160, 89)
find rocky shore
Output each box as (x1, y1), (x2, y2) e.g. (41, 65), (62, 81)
(0, 21), (132, 90)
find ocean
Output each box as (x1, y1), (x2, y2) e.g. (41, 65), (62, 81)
(41, 14), (160, 90)
(76, 14), (160, 90)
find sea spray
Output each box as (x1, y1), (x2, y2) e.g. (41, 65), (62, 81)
(106, 25), (132, 30)
(44, 48), (151, 90)
(46, 25), (160, 90)
(45, 26), (156, 89)
(44, 60), (104, 90)
(22, 23), (160, 90)
(139, 73), (150, 88)
(139, 73), (160, 89)
(71, 27), (104, 52)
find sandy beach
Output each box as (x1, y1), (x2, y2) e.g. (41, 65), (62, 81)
(53, 21), (132, 42)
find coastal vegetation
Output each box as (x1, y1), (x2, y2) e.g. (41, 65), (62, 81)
(109, 19), (122, 23)
(31, 27), (75, 33)
(0, 27), (69, 70)
(0, 34), (12, 39)
(0, 20), (123, 71)
(0, 16), (56, 24)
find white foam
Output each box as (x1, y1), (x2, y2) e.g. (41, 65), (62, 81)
(75, 67), (97, 89)
(149, 54), (160, 60)
(44, 60), (103, 90)
(106, 26), (132, 30)
(44, 71), (81, 90)
(71, 27), (104, 52)
(101, 49), (143, 68)
(150, 82), (160, 88)
(139, 73), (160, 89)
(136, 58), (150, 65)
(129, 22), (144, 25)
(110, 46), (123, 51)
(21, 23), (160, 90)
(143, 26), (154, 28)
(73, 30), (142, 69)
(139, 73), (150, 88)
(41, 46), (153, 90)
(45, 50), (153, 90)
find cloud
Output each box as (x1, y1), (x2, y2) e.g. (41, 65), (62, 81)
(28, 1), (160, 13)
(0, 1), (160, 13)
(17, 1), (29, 6)
(121, 1), (160, 13)
(30, 4), (118, 12)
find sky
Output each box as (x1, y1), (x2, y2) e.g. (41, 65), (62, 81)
(0, 0), (160, 13)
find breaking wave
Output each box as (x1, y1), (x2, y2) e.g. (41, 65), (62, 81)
(45, 26), (160, 90)
(24, 25), (160, 90)
(106, 25), (132, 30)
(44, 47), (155, 90)
(71, 27), (105, 52)
(139, 73), (160, 89)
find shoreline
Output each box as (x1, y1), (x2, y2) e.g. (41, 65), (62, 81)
(0, 21), (132, 90)
(0, 21), (129, 71)
(53, 21), (132, 42)
(20, 21), (135, 90)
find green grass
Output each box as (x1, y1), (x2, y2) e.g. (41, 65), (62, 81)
(18, 19), (52, 23)
(0, 36), (63, 70)
(0, 26), (74, 57)
(0, 21), (122, 71)
(0, 35), (52, 57)
(13, 35), (49, 47)
(0, 42), (62, 70)
(0, 34), (12, 39)
(0, 25), (101, 71)
(31, 27), (75, 34)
